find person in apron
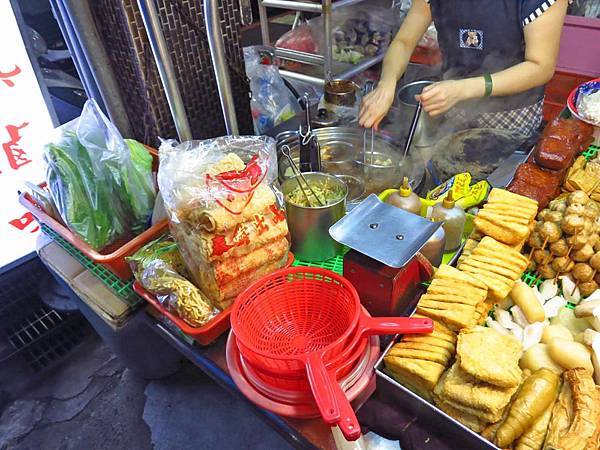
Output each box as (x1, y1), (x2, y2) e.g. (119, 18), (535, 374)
(359, 0), (570, 138)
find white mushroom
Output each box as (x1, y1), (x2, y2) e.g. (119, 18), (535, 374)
(511, 324), (524, 343)
(496, 309), (516, 330)
(539, 279), (559, 302)
(511, 305), (530, 329)
(485, 317), (509, 335)
(561, 274), (582, 304)
(522, 322), (546, 351)
(544, 296), (568, 319)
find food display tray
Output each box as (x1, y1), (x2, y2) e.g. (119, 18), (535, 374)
(20, 147), (168, 280)
(375, 338), (499, 450)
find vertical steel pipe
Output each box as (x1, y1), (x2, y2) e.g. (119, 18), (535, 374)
(204, 0), (239, 135)
(258, 1), (270, 45)
(137, 0), (192, 141)
(323, 0), (333, 79)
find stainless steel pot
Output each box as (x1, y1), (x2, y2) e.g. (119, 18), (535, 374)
(277, 127), (425, 198)
(324, 80), (360, 107)
(397, 80), (442, 148)
(282, 172), (347, 262)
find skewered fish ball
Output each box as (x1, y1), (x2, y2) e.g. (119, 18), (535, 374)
(540, 221), (562, 243)
(566, 204), (586, 217)
(550, 238), (569, 257)
(568, 233), (589, 250)
(568, 190), (590, 206)
(584, 203), (599, 219)
(590, 252), (600, 271)
(562, 215), (585, 234)
(527, 259), (537, 272)
(584, 218), (594, 234)
(533, 249), (550, 264)
(579, 280), (599, 297)
(552, 256), (574, 273)
(528, 232), (544, 249)
(537, 210), (550, 221)
(545, 211), (564, 224)
(573, 263), (595, 282)
(572, 244), (594, 262)
(549, 198), (567, 212)
(538, 264), (556, 279)
(589, 233), (600, 249)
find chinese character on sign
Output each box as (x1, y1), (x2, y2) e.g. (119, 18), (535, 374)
(9, 212), (39, 233)
(2, 122), (31, 171)
(0, 65), (22, 88)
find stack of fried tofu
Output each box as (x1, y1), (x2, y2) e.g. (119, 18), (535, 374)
(384, 266), (488, 400)
(433, 327), (523, 433)
(458, 236), (529, 303)
(459, 189), (538, 266)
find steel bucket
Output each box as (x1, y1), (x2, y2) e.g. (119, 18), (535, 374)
(282, 173), (347, 262)
(397, 80), (441, 147)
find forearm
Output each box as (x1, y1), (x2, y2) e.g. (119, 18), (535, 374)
(459, 61), (553, 102)
(379, 39), (414, 89)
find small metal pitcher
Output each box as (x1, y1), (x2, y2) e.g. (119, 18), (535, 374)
(397, 80), (441, 147)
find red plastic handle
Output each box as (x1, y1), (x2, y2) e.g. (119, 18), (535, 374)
(357, 316), (433, 337)
(305, 354), (362, 441)
(305, 352), (341, 423)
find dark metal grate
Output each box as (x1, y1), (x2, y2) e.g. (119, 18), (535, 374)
(0, 258), (90, 372)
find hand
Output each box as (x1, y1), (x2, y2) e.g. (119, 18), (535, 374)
(416, 80), (468, 117)
(358, 82), (396, 130)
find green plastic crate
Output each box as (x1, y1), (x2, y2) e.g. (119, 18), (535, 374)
(292, 254), (345, 275)
(583, 144), (599, 161)
(41, 225), (142, 307)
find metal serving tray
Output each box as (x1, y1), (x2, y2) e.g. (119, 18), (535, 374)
(374, 337), (499, 450)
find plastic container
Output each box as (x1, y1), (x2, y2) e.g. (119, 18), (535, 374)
(430, 191), (466, 252)
(385, 177), (421, 215)
(20, 146), (167, 280)
(132, 252), (295, 346)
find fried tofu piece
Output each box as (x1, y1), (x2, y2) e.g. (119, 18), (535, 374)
(487, 188), (538, 212)
(435, 265), (488, 291)
(416, 304), (476, 332)
(401, 334), (456, 354)
(434, 392), (505, 424)
(457, 326), (522, 388)
(384, 356), (446, 401)
(473, 301), (493, 325)
(387, 346), (449, 365)
(412, 314), (457, 343)
(459, 237), (528, 301)
(434, 362), (519, 418)
(434, 397), (488, 433)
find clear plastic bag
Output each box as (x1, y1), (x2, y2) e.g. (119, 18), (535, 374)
(244, 46), (301, 134)
(157, 136), (289, 309)
(45, 99), (156, 249)
(274, 24), (320, 71)
(309, 5), (400, 65)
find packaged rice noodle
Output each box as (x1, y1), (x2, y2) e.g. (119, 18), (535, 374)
(157, 136), (289, 309)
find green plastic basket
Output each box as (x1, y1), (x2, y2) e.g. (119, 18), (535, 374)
(292, 254), (345, 275)
(41, 225), (142, 307)
(583, 144), (599, 161)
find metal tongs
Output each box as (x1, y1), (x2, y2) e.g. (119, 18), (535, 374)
(299, 93), (321, 173)
(281, 145), (325, 207)
(362, 81), (375, 165)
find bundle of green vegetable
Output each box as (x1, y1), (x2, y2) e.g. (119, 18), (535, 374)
(44, 100), (156, 250)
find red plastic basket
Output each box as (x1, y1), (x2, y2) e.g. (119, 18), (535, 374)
(134, 252), (295, 346)
(19, 146), (168, 280)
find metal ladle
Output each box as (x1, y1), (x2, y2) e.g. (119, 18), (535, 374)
(362, 81), (375, 165)
(402, 102), (422, 161)
(281, 145), (325, 207)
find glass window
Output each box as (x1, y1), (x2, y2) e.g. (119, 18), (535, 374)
(568, 0), (600, 18)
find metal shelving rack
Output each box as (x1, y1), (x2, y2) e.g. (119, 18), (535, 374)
(258, 0), (385, 85)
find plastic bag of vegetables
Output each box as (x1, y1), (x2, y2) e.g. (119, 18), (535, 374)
(45, 99), (156, 249)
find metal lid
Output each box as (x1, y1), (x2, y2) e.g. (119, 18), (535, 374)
(311, 108), (340, 128)
(329, 194), (441, 268)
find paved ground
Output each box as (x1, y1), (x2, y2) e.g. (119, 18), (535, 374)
(0, 335), (293, 450)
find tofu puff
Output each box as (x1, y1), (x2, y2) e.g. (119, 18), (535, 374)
(416, 265), (488, 331)
(384, 316), (457, 401)
(474, 188), (538, 247)
(458, 236), (529, 302)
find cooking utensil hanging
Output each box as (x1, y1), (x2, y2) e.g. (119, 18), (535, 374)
(299, 94), (321, 172)
(362, 81), (375, 165)
(402, 102), (422, 161)
(281, 145), (325, 207)
(231, 267), (433, 440)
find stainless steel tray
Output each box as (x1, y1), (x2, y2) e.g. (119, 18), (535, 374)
(375, 338), (499, 450)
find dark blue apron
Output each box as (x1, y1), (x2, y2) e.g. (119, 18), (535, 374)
(428, 0), (547, 115)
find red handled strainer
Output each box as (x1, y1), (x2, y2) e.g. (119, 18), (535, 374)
(231, 267), (432, 441)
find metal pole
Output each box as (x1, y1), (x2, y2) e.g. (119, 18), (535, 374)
(204, 0), (239, 135)
(323, 0), (333, 80)
(260, 0), (322, 13)
(137, 0), (192, 141)
(258, 1), (270, 46)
